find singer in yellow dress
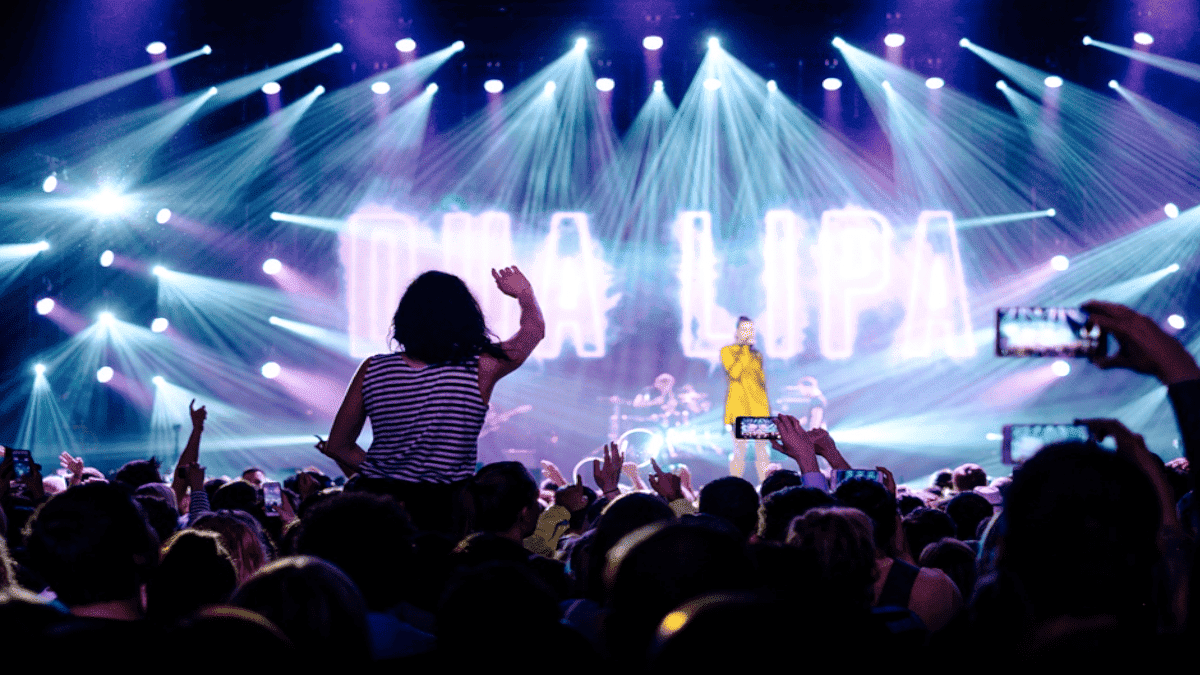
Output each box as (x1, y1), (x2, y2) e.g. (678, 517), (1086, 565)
(722, 316), (771, 481)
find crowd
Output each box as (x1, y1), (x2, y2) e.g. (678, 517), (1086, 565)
(1, 269), (1197, 667)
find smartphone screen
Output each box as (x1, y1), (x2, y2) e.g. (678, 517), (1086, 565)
(830, 469), (883, 491)
(262, 481), (282, 515)
(1002, 423), (1091, 464)
(995, 307), (1103, 357)
(10, 449), (32, 478)
(734, 416), (779, 440)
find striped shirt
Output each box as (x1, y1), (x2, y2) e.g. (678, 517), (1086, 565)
(358, 352), (488, 483)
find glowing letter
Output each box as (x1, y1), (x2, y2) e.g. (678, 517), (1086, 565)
(817, 206), (894, 359)
(532, 212), (614, 358)
(341, 205), (425, 357)
(676, 211), (738, 361)
(901, 211), (975, 358)
(441, 211), (518, 338)
(759, 209), (810, 358)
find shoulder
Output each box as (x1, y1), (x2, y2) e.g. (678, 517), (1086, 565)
(915, 566), (964, 602)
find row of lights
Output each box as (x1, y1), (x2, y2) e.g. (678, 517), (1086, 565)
(32, 363), (284, 382)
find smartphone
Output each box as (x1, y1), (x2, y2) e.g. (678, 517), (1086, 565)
(995, 307), (1104, 357)
(10, 449), (33, 478)
(734, 416), (779, 440)
(830, 469), (883, 491)
(262, 481), (282, 515)
(1001, 423), (1092, 464)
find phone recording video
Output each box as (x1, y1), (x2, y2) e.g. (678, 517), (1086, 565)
(10, 448), (33, 478)
(734, 416), (780, 440)
(995, 307), (1105, 358)
(1001, 423), (1092, 464)
(262, 481), (282, 515)
(830, 469), (883, 491)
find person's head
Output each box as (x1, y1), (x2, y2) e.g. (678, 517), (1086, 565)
(241, 468), (266, 487)
(190, 510), (271, 584)
(951, 463), (988, 492)
(211, 480), (259, 514)
(760, 468), (802, 498)
(147, 530), (238, 624)
(135, 494), (180, 543)
(654, 373), (675, 393)
(833, 478), (898, 557)
(231, 556), (370, 666)
(902, 507), (956, 562)
(24, 482), (159, 609)
(294, 492), (415, 611)
(392, 270), (506, 364)
(918, 538), (976, 601)
(931, 468), (955, 493)
(735, 316), (754, 345)
(945, 491), (995, 541)
(758, 486), (836, 543)
(698, 477), (760, 542)
(585, 493), (675, 601)
(469, 462), (540, 538)
(785, 506), (878, 613)
(113, 458), (164, 488)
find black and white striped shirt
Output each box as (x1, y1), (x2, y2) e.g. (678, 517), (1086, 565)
(358, 352), (488, 483)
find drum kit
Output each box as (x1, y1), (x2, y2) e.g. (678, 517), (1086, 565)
(589, 380), (723, 475)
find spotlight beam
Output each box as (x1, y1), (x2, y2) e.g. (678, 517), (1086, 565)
(0, 46), (210, 131)
(207, 44), (343, 105)
(1085, 37), (1200, 82)
(957, 208), (1057, 228)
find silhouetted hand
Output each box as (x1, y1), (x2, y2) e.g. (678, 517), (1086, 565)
(770, 415), (818, 473)
(623, 461), (647, 490)
(876, 465), (897, 496)
(808, 428), (850, 470)
(555, 474), (590, 513)
(540, 459), (568, 488)
(189, 399), (207, 431)
(181, 463), (206, 492)
(1084, 300), (1200, 385)
(492, 266), (534, 299)
(648, 458), (684, 502)
(59, 451), (85, 486)
(592, 441), (623, 496)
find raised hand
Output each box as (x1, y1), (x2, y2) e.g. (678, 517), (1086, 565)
(540, 459), (568, 488)
(876, 465), (897, 496)
(189, 399), (207, 430)
(622, 461), (647, 490)
(554, 474), (591, 513)
(808, 428), (850, 470)
(1083, 300), (1200, 385)
(592, 441), (624, 497)
(492, 266), (535, 299)
(648, 458), (684, 502)
(770, 414), (819, 473)
(59, 451), (85, 486)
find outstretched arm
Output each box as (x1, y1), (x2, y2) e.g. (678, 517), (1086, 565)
(321, 359), (369, 476)
(479, 266), (545, 401)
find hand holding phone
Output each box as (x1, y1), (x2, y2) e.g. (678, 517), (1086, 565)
(734, 416), (779, 440)
(262, 481), (282, 516)
(1001, 423), (1091, 464)
(996, 307), (1105, 358)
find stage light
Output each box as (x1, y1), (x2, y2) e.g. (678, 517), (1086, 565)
(703, 78), (722, 91)
(653, 80), (664, 92)
(1046, 208), (1057, 217)
(822, 77), (842, 91)
(91, 188), (130, 216)
(1044, 75), (1064, 88)
(452, 41), (465, 51)
(34, 364), (46, 376)
(832, 37), (846, 48)
(544, 81), (557, 95)
(261, 361), (281, 379)
(208, 86), (218, 95)
(596, 78), (614, 92)
(146, 41), (167, 55)
(1108, 79), (1119, 89)
(98, 311), (115, 326)
(985, 432), (1003, 442)
(371, 81), (390, 95)
(331, 43), (343, 53)
(313, 85), (325, 95)
(152, 375), (164, 386)
(35, 298), (54, 315)
(881, 80), (892, 90)
(36, 241), (49, 251)
(201, 45), (212, 55)
(99, 250), (114, 267)
(1050, 255), (1070, 271)
(261, 81), (281, 95)
(766, 80), (777, 92)
(707, 37), (720, 49)
(151, 317), (169, 333)
(1167, 263), (1180, 273)
(484, 79), (504, 93)
(575, 37), (588, 52)
(959, 37), (971, 47)
(1081, 36), (1093, 46)
(925, 77), (945, 89)
(1051, 360), (1071, 377)
(643, 36), (663, 50)
(996, 80), (1008, 90)
(396, 38), (416, 53)
(1134, 32), (1154, 45)
(884, 33), (906, 48)
(156, 208), (171, 224)
(152, 265), (167, 276)
(425, 83), (438, 94)
(1164, 203), (1179, 218)
(262, 258), (283, 275)
(96, 367), (114, 383)
(1167, 314), (1186, 329)
(42, 174), (57, 192)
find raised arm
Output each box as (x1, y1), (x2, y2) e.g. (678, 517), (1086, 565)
(320, 359), (369, 477)
(479, 266), (545, 401)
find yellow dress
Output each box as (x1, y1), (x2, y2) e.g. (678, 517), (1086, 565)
(721, 344), (769, 425)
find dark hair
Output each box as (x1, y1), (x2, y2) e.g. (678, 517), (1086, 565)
(24, 483), (160, 607)
(951, 463), (988, 492)
(760, 469), (802, 498)
(135, 494), (180, 543)
(698, 477), (760, 541)
(902, 507), (956, 562)
(785, 506), (878, 613)
(468, 462), (538, 534)
(736, 316), (752, 325)
(191, 510), (272, 583)
(147, 530), (238, 624)
(833, 478), (898, 556)
(945, 491), (995, 541)
(113, 458), (163, 488)
(392, 271), (508, 364)
(918, 538), (976, 600)
(758, 486), (836, 543)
